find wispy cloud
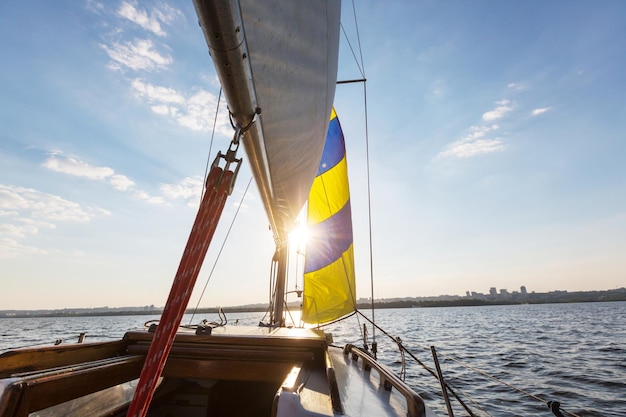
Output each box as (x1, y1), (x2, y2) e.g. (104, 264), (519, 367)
(507, 82), (527, 91)
(110, 174), (135, 191)
(131, 80), (231, 134)
(439, 138), (504, 158)
(133, 190), (165, 205)
(0, 185), (108, 223)
(101, 38), (172, 71)
(42, 153), (162, 204)
(96, 3), (225, 135)
(160, 176), (203, 205)
(439, 124), (504, 159)
(131, 79), (184, 104)
(438, 98), (517, 159)
(0, 184), (110, 259)
(531, 107), (551, 116)
(43, 154), (114, 179)
(482, 100), (513, 121)
(0, 237), (46, 260)
(118, 2), (165, 36)
(117, 2), (183, 36)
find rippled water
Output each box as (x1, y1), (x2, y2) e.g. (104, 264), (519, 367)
(1, 302), (624, 417)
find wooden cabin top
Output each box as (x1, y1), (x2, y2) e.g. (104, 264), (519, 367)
(124, 325), (328, 348)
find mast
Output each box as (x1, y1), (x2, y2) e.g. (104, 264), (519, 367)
(272, 245), (288, 326)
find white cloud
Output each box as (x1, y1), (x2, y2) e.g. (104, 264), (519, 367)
(0, 185), (89, 224)
(482, 100), (513, 121)
(438, 123), (505, 159)
(438, 99), (512, 159)
(134, 190), (165, 205)
(0, 237), (46, 260)
(0, 222), (39, 239)
(465, 125), (498, 141)
(118, 2), (165, 36)
(131, 80), (231, 134)
(531, 107), (551, 116)
(132, 79), (185, 104)
(117, 2), (183, 37)
(110, 174), (135, 191)
(150, 104), (171, 115)
(41, 153), (164, 205)
(85, 0), (105, 14)
(0, 184), (110, 259)
(160, 177), (203, 206)
(102, 39), (172, 71)
(43, 155), (114, 179)
(152, 4), (184, 26)
(507, 82), (526, 91)
(439, 139), (505, 158)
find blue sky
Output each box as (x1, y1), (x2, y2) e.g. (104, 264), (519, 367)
(1, 1), (624, 310)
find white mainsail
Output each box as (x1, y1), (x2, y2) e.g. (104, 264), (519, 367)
(194, 0), (341, 243)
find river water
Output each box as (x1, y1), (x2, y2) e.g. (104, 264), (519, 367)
(1, 302), (624, 417)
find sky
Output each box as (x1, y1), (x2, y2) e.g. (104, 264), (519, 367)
(1, 1), (625, 310)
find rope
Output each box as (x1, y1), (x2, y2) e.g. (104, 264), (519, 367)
(126, 166), (234, 417)
(438, 352), (581, 417)
(189, 176), (253, 324)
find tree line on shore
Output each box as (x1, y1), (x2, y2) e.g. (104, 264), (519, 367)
(1, 288), (624, 318)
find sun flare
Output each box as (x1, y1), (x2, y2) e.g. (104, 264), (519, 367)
(289, 224), (309, 253)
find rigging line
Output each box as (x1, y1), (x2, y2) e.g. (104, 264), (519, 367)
(283, 295), (299, 327)
(200, 88), (223, 203)
(443, 382), (492, 417)
(350, 0), (366, 77)
(340, 23), (365, 78)
(362, 79), (376, 344)
(354, 310), (479, 416)
(356, 310), (437, 378)
(438, 353), (582, 417)
(316, 310), (358, 329)
(188, 176), (253, 325)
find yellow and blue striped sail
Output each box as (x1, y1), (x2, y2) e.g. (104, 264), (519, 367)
(302, 109), (356, 324)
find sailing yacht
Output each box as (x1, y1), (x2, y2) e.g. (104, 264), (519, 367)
(0, 1), (438, 416)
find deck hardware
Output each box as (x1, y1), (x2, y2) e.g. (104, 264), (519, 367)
(548, 400), (565, 417)
(195, 325), (212, 335)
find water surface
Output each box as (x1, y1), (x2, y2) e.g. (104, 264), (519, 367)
(1, 302), (624, 417)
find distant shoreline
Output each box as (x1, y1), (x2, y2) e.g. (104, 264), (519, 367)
(1, 288), (624, 319)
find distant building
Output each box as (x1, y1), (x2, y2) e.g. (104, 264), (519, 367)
(500, 289), (509, 296)
(520, 285), (527, 295)
(489, 287), (497, 297)
(466, 291), (471, 297)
